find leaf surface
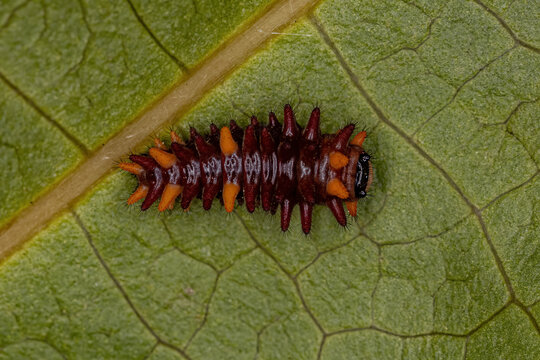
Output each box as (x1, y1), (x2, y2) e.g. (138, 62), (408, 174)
(0, 0), (539, 359)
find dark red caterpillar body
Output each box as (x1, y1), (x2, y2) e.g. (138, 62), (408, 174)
(119, 105), (373, 234)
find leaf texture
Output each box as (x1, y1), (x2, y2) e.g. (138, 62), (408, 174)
(0, 0), (538, 359)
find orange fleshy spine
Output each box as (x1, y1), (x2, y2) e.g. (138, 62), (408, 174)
(118, 162), (144, 175)
(170, 130), (184, 144)
(222, 183), (240, 212)
(158, 184), (183, 211)
(149, 147), (177, 169)
(350, 131), (367, 147)
(326, 178), (349, 199)
(127, 185), (148, 205)
(346, 201), (357, 217)
(329, 151), (349, 169)
(154, 138), (166, 150)
(220, 127), (238, 155)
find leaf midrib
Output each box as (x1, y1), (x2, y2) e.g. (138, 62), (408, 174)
(0, 0), (321, 261)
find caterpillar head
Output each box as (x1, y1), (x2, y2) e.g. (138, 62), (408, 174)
(354, 152), (373, 198)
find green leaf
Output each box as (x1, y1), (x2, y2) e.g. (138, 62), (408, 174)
(0, 0), (539, 359)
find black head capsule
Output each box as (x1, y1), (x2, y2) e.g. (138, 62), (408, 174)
(354, 153), (371, 198)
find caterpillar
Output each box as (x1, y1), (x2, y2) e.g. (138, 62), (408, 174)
(119, 104), (372, 234)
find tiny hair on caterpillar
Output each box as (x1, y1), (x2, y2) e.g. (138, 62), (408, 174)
(119, 104), (373, 234)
